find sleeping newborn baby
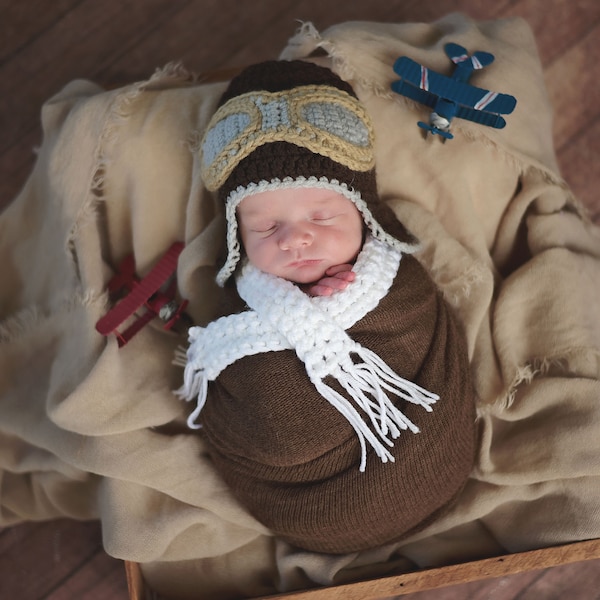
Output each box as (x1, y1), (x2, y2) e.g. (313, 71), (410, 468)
(177, 59), (477, 554)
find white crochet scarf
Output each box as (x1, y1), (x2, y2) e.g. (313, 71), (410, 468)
(176, 237), (439, 471)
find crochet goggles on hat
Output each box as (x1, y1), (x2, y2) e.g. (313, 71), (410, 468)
(199, 84), (376, 192)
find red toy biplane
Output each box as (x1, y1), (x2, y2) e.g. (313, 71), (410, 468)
(95, 241), (189, 347)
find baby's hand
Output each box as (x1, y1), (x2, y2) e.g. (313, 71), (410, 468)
(305, 264), (356, 297)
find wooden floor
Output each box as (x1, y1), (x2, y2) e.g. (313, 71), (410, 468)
(1, 1), (599, 599)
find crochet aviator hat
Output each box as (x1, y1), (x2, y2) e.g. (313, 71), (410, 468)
(198, 60), (419, 285)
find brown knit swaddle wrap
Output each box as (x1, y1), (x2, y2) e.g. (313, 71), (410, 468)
(201, 254), (476, 553)
(190, 60), (476, 554)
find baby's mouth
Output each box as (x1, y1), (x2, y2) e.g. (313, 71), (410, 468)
(288, 258), (322, 268)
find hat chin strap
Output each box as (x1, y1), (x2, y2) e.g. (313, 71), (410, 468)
(178, 236), (438, 472)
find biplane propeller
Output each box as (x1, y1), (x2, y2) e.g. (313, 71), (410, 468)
(391, 42), (517, 140)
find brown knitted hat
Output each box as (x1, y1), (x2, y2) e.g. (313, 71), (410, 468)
(199, 60), (419, 285)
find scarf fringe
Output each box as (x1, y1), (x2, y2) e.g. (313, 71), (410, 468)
(313, 345), (438, 471)
(176, 367), (208, 430)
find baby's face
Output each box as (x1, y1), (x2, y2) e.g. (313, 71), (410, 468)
(237, 187), (363, 284)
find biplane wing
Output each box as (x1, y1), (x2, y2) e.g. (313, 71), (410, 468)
(390, 76), (438, 109)
(455, 104), (507, 129)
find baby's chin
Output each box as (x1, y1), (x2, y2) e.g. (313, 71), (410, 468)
(279, 263), (328, 285)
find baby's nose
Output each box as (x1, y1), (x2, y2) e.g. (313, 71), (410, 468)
(279, 224), (312, 249)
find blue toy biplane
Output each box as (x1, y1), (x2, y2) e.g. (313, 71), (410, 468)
(391, 42), (517, 140)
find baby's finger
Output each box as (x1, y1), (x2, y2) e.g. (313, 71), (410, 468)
(322, 276), (352, 291)
(306, 283), (334, 297)
(333, 270), (356, 282)
(325, 263), (354, 276)
(306, 276), (351, 297)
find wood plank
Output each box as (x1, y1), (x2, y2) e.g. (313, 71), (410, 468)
(497, 0), (600, 66)
(544, 21), (600, 149)
(377, 0), (512, 24)
(391, 569), (543, 599)
(0, 0), (82, 63)
(513, 558), (600, 599)
(125, 559), (146, 600)
(204, 0), (515, 72)
(0, 0), (193, 208)
(557, 115), (600, 219)
(93, 0), (293, 79)
(0, 0), (188, 155)
(45, 549), (129, 599)
(193, 0), (409, 72)
(0, 130), (38, 212)
(0, 519), (104, 599)
(250, 539), (600, 599)
(388, 557), (600, 598)
(124, 552), (600, 600)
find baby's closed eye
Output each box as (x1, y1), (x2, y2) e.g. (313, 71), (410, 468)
(311, 213), (338, 223)
(251, 222), (277, 234)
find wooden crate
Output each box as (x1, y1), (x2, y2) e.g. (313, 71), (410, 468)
(125, 538), (600, 599)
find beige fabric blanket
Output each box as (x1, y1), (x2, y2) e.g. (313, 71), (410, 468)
(1, 13), (599, 599)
